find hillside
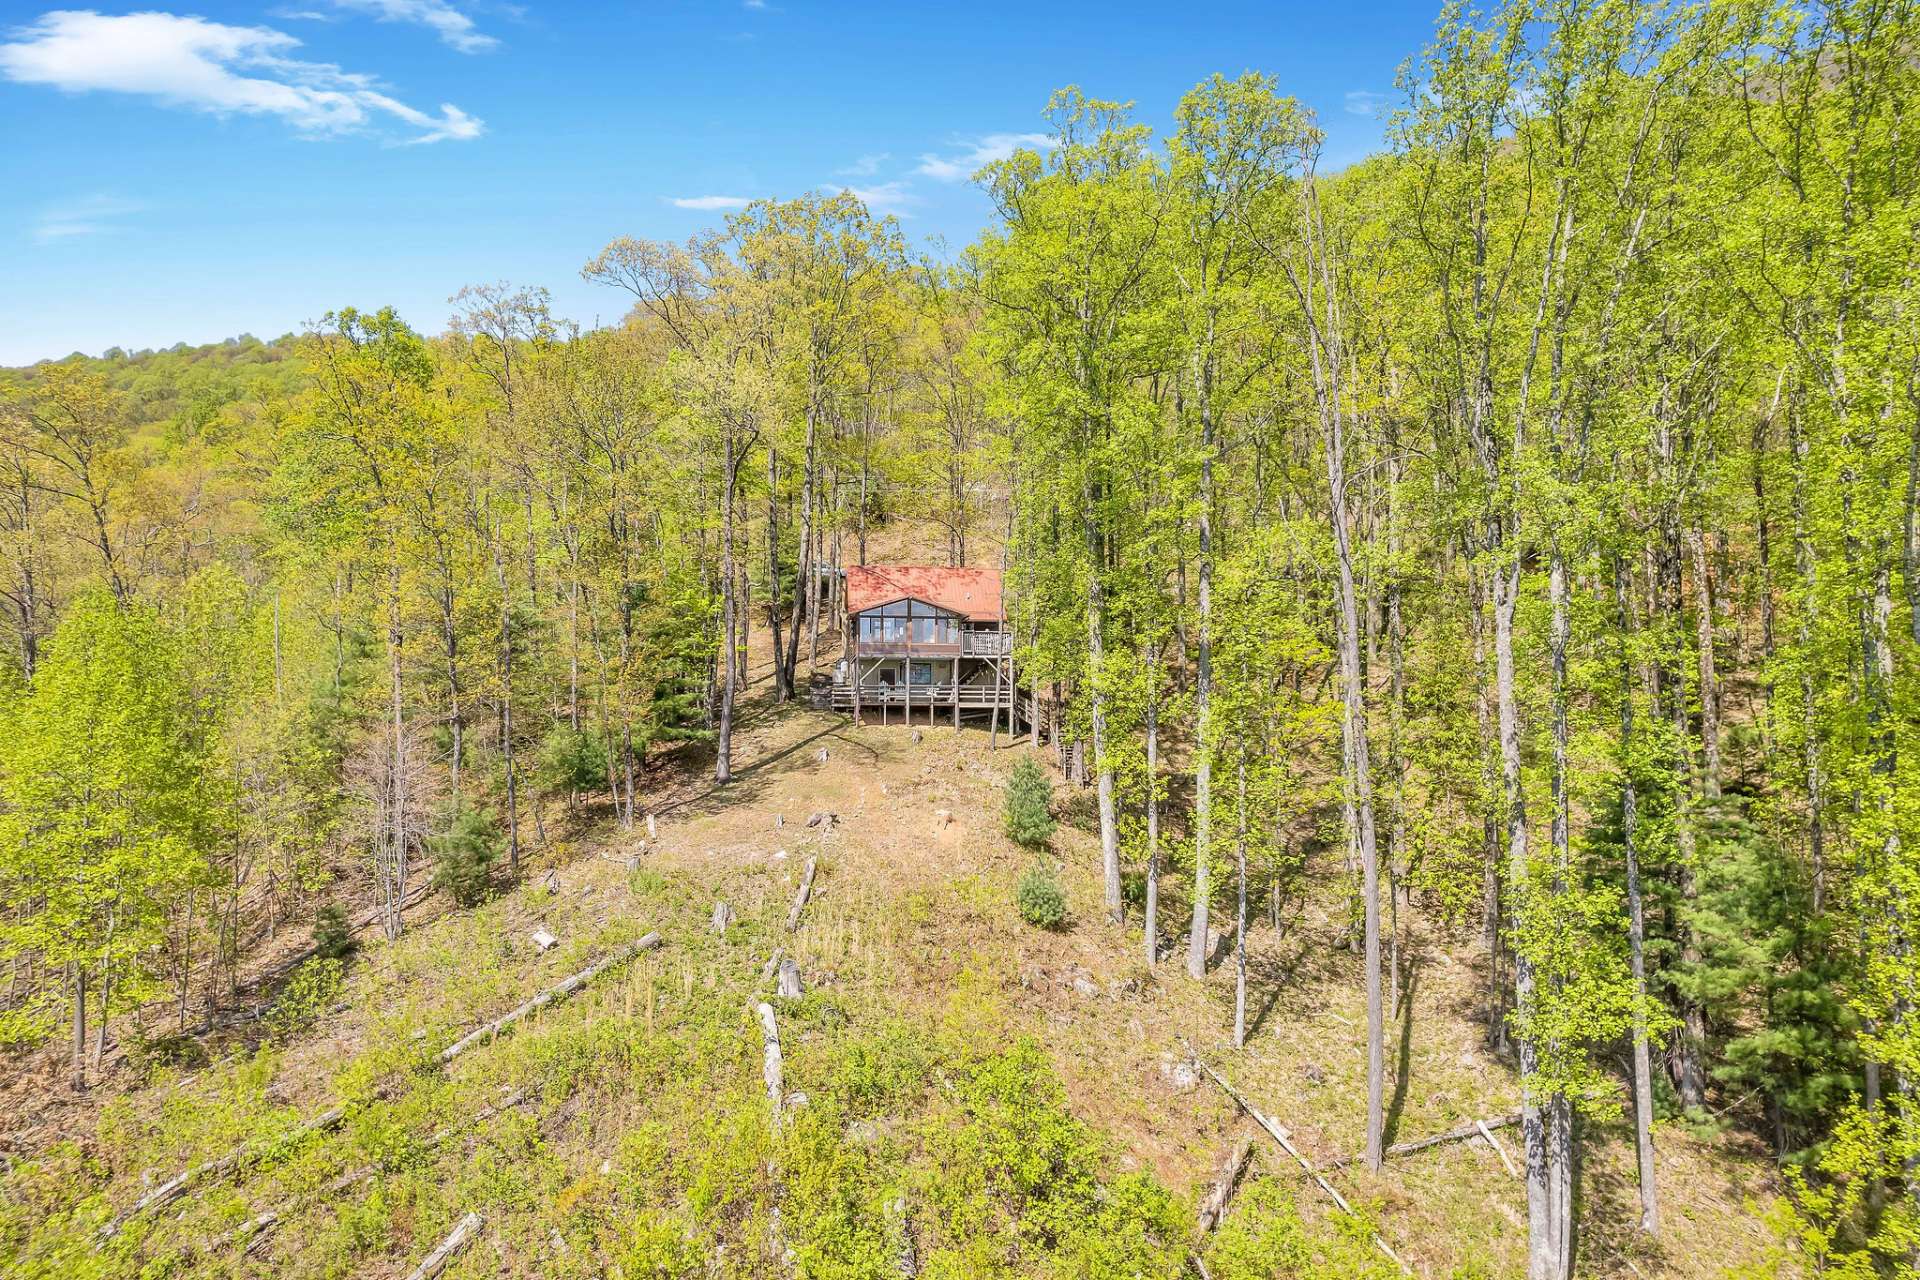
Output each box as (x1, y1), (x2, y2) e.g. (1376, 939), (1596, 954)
(1, 626), (1788, 1278)
(5, 5), (1916, 1273)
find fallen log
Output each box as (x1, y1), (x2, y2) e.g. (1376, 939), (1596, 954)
(760, 947), (785, 985)
(1195, 1135), (1254, 1234)
(756, 1001), (784, 1125)
(786, 858), (818, 931)
(406, 1210), (484, 1280)
(99, 1102), (348, 1240)
(1478, 1119), (1519, 1178)
(1324, 1111), (1522, 1171)
(1186, 1045), (1410, 1276)
(230, 1087), (529, 1254)
(438, 933), (660, 1067)
(109, 934), (660, 1242)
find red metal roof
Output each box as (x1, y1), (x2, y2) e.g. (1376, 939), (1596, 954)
(846, 565), (1005, 622)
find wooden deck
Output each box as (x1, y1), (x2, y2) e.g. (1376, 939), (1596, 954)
(851, 631), (1013, 658)
(830, 681), (1034, 727)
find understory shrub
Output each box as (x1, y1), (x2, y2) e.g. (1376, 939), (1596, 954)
(429, 804), (500, 907)
(1015, 859), (1067, 929)
(916, 1036), (1184, 1277)
(1003, 756), (1056, 848)
(1203, 1178), (1402, 1280)
(266, 956), (344, 1042)
(538, 725), (610, 797)
(312, 902), (355, 961)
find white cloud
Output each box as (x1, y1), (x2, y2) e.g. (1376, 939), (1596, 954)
(32, 193), (145, 243)
(0, 10), (484, 143)
(1344, 90), (1388, 118)
(670, 194), (753, 211)
(915, 131), (1054, 182)
(742, 0), (771, 9)
(837, 152), (888, 177)
(326, 0), (496, 54)
(844, 181), (917, 216)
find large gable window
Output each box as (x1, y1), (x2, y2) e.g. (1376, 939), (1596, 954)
(857, 598), (956, 644)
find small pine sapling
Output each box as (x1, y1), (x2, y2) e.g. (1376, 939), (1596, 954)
(430, 804), (501, 908)
(1016, 858), (1067, 929)
(1003, 756), (1057, 848)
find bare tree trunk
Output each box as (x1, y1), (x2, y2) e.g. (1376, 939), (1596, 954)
(176, 889), (194, 1034)
(1233, 753), (1249, 1049)
(1186, 407), (1216, 979)
(1615, 559), (1661, 1235)
(1294, 187), (1385, 1170)
(439, 580), (463, 801)
(93, 935), (112, 1071)
(1386, 451), (1408, 1015)
(1667, 642), (1709, 1111)
(1688, 524), (1722, 798)
(1539, 545), (1576, 1270)
(718, 441), (742, 784)
(784, 403), (818, 693)
(1082, 479), (1121, 925)
(70, 963), (86, 1092)
(493, 541), (520, 875)
(1469, 557), (1506, 1052)
(766, 448), (788, 702)
(1144, 641), (1161, 969)
(385, 555), (408, 942)
(1790, 405), (1826, 910)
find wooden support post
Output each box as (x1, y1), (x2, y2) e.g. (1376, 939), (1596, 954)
(988, 655), (1001, 747)
(953, 660), (960, 728)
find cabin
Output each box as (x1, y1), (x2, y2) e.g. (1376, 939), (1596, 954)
(832, 565), (1029, 728)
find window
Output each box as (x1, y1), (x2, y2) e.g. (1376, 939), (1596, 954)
(909, 662), (933, 686)
(859, 613), (908, 643)
(858, 599), (955, 644)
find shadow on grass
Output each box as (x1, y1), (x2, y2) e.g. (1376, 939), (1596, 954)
(1383, 961), (1419, 1147)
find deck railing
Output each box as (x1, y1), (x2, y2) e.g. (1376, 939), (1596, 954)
(961, 631), (1013, 656)
(830, 681), (1014, 709)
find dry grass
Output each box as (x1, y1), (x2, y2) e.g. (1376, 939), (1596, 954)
(597, 664), (1787, 1279)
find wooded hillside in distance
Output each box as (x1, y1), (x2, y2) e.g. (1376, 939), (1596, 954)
(2, 0), (1917, 1276)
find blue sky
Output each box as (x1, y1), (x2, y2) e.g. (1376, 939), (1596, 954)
(1, 1), (1442, 366)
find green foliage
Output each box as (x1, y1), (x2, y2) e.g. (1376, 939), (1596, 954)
(1002, 757), (1056, 848)
(311, 904), (355, 962)
(1204, 1179), (1401, 1280)
(265, 956), (344, 1042)
(916, 1037), (1184, 1277)
(537, 725), (610, 795)
(1014, 859), (1068, 929)
(0, 591), (211, 1043)
(428, 804), (500, 908)
(1734, 1105), (1920, 1278)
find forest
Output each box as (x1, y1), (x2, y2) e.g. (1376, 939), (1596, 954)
(1, 0), (1916, 1276)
